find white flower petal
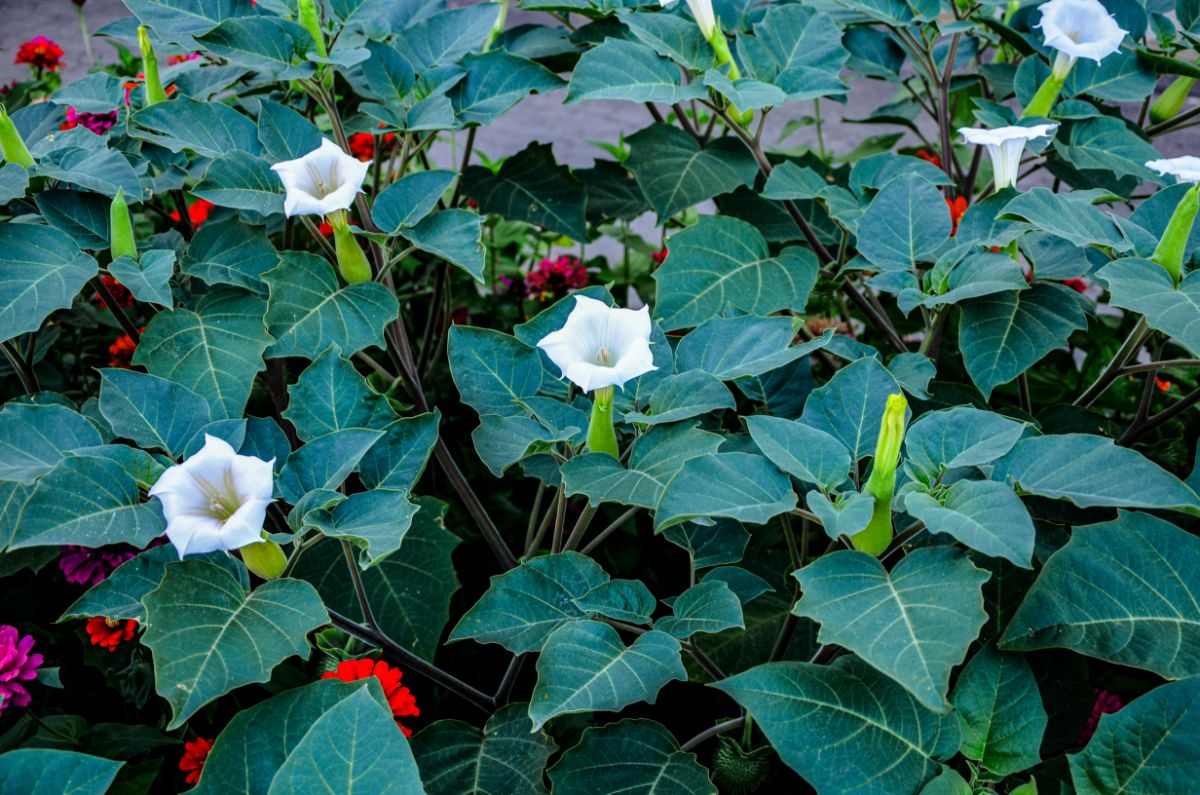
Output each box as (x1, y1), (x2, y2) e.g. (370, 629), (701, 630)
(1147, 157), (1200, 183)
(164, 514), (228, 557)
(230, 453), (275, 503)
(217, 499), (272, 551)
(1035, 0), (1127, 64)
(959, 125), (1058, 190)
(537, 295), (657, 392)
(270, 138), (369, 218)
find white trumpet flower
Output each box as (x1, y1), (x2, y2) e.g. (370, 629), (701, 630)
(149, 435), (276, 557)
(270, 138), (370, 218)
(1036, 0), (1127, 78)
(1147, 157), (1200, 183)
(537, 295), (657, 393)
(659, 0), (718, 40)
(959, 124), (1059, 190)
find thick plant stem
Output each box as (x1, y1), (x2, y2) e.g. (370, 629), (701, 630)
(680, 718), (745, 752)
(1021, 73), (1065, 119)
(587, 386), (619, 458)
(1074, 318), (1151, 407)
(1150, 182), (1199, 283)
(854, 393), (908, 556)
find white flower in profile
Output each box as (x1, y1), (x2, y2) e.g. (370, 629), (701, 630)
(1036, 0), (1127, 78)
(659, 0), (718, 40)
(270, 138), (370, 218)
(959, 124), (1059, 190)
(149, 435), (276, 557)
(1147, 157), (1200, 183)
(537, 295), (657, 393)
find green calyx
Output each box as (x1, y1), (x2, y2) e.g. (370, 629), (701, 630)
(297, 0), (329, 59)
(328, 212), (373, 283)
(1150, 182), (1199, 284)
(853, 392), (908, 556)
(1150, 76), (1197, 125)
(1020, 72), (1065, 120)
(239, 538), (287, 580)
(0, 104), (34, 169)
(137, 25), (168, 106)
(586, 385), (620, 459)
(708, 27), (752, 126)
(110, 188), (138, 262)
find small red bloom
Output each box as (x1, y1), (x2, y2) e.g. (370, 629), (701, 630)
(1061, 277), (1088, 293)
(123, 74), (177, 104)
(108, 329), (145, 369)
(15, 37), (64, 74)
(170, 198), (215, 228)
(914, 149), (942, 169)
(61, 107), (118, 135)
(317, 218), (358, 237)
(167, 53), (201, 66)
(526, 255), (588, 302)
(1156, 377), (1172, 392)
(651, 248), (669, 266)
(179, 737), (214, 785)
(94, 275), (134, 309)
(347, 131), (397, 162)
(322, 659), (419, 736)
(85, 617), (137, 652)
(1076, 689), (1122, 745)
(451, 307), (470, 325)
(946, 196), (967, 237)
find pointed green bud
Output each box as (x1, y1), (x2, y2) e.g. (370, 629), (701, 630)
(296, 0), (329, 59)
(240, 538), (287, 580)
(110, 187), (137, 262)
(853, 393), (908, 556)
(708, 27), (752, 126)
(586, 385), (620, 459)
(1150, 182), (1199, 284)
(137, 25), (168, 106)
(329, 213), (373, 283)
(1150, 76), (1196, 125)
(0, 104), (34, 169)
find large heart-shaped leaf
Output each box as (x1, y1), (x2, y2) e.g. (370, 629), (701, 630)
(283, 347), (395, 442)
(903, 407), (1027, 486)
(855, 172), (951, 272)
(713, 656), (961, 795)
(461, 143), (587, 241)
(0, 402), (102, 483)
(799, 355), (905, 462)
(547, 719), (716, 795)
(448, 326), (542, 417)
(98, 368), (212, 459)
(1000, 512), (1200, 678)
(675, 316), (831, 380)
(0, 223), (96, 345)
(1099, 257), (1200, 356)
(794, 547), (989, 710)
(0, 749), (122, 795)
(656, 452), (797, 530)
(565, 38), (707, 105)
(625, 125), (757, 221)
(904, 480), (1035, 568)
(951, 647), (1046, 777)
(528, 621), (687, 730)
(746, 415), (852, 491)
(142, 560), (327, 729)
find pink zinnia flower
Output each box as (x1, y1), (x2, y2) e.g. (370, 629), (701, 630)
(1076, 688), (1123, 745)
(58, 544), (137, 586)
(0, 626), (43, 715)
(61, 106), (118, 135)
(526, 255), (588, 302)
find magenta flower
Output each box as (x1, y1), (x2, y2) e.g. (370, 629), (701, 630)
(58, 544), (137, 586)
(62, 106), (118, 135)
(0, 626), (43, 715)
(1076, 688), (1123, 745)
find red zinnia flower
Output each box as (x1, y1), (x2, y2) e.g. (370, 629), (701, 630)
(348, 129), (397, 162)
(1061, 277), (1088, 293)
(108, 330), (144, 369)
(946, 196), (967, 237)
(1076, 689), (1122, 745)
(321, 659), (419, 736)
(85, 618), (137, 652)
(170, 198), (214, 228)
(914, 149), (942, 169)
(526, 255), (588, 302)
(94, 275), (134, 309)
(651, 248), (669, 266)
(179, 737), (213, 785)
(1156, 377), (1172, 392)
(15, 37), (64, 74)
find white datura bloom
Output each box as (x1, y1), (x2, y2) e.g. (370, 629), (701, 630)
(659, 0), (718, 40)
(1147, 157), (1200, 183)
(537, 295), (657, 393)
(270, 138), (370, 218)
(959, 124), (1059, 190)
(1036, 0), (1127, 77)
(149, 435), (276, 557)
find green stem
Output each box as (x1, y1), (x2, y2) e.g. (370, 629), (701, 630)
(586, 386), (619, 458)
(1020, 72), (1065, 119)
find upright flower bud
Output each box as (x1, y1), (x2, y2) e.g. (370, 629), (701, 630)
(296, 0), (329, 59)
(1145, 158), (1200, 283)
(329, 211), (373, 283)
(1150, 76), (1196, 125)
(0, 105), (34, 169)
(854, 393), (908, 556)
(1023, 0), (1126, 118)
(240, 538), (287, 580)
(137, 25), (167, 106)
(110, 188), (137, 262)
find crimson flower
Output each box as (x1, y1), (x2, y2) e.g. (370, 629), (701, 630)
(0, 626), (43, 716)
(651, 248), (669, 266)
(321, 658), (420, 736)
(170, 198), (215, 228)
(59, 544), (137, 585)
(179, 737), (214, 785)
(946, 196), (967, 237)
(85, 618), (137, 652)
(61, 107), (118, 135)
(914, 149), (942, 169)
(1076, 688), (1122, 745)
(93, 274), (134, 309)
(527, 255), (588, 302)
(15, 37), (64, 74)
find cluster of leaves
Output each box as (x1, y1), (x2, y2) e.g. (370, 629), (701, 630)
(0, 0), (1199, 793)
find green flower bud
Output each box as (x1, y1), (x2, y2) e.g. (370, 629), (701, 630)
(1150, 182), (1199, 284)
(297, 0), (329, 59)
(854, 392), (908, 556)
(110, 187), (137, 262)
(1150, 76), (1196, 125)
(0, 104), (34, 169)
(239, 538), (287, 580)
(137, 25), (168, 106)
(331, 219), (373, 283)
(586, 385), (619, 459)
